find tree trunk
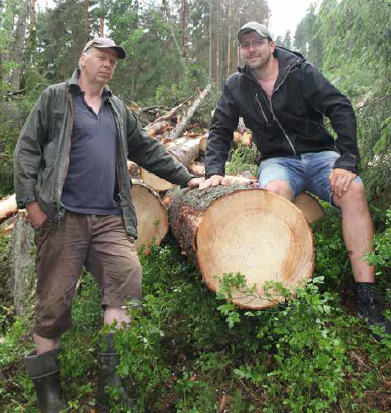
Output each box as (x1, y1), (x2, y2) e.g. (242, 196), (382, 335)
(226, 0), (232, 77)
(131, 181), (169, 252)
(181, 0), (188, 62)
(168, 83), (211, 140)
(84, 0), (89, 41)
(100, 0), (104, 36)
(9, 0), (29, 91)
(29, 0), (37, 51)
(208, 2), (212, 79)
(148, 120), (171, 137)
(162, 0), (187, 75)
(10, 211), (36, 327)
(163, 186), (315, 309)
(215, 0), (221, 88)
(140, 135), (204, 192)
(0, 51), (3, 103)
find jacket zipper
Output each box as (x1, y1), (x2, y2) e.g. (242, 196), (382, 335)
(256, 67), (297, 155)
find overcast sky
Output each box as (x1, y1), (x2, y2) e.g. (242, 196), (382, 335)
(268, 0), (317, 39)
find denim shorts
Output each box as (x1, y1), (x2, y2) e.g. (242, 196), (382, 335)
(258, 151), (362, 205)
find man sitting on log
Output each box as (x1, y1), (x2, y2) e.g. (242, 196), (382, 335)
(14, 37), (202, 412)
(200, 21), (390, 340)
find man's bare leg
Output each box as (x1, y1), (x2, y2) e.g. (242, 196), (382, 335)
(333, 181), (374, 282)
(34, 333), (60, 355)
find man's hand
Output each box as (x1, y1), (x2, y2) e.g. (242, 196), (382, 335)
(199, 174), (224, 190)
(186, 177), (205, 188)
(26, 201), (48, 229)
(329, 168), (357, 197)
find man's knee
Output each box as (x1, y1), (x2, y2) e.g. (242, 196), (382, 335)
(335, 181), (367, 210)
(264, 180), (294, 200)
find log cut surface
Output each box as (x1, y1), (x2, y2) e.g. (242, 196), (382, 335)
(131, 181), (169, 251)
(165, 186), (315, 309)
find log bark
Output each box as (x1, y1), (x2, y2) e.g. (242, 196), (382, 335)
(167, 84), (212, 140)
(163, 185), (315, 309)
(148, 120), (171, 137)
(10, 211), (36, 326)
(131, 181), (169, 252)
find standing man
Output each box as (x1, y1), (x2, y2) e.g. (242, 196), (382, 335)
(200, 22), (390, 340)
(14, 37), (202, 412)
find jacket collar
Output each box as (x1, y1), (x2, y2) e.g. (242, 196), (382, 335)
(67, 69), (113, 97)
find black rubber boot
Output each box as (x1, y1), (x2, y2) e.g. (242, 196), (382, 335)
(24, 348), (67, 413)
(355, 282), (391, 341)
(96, 333), (135, 412)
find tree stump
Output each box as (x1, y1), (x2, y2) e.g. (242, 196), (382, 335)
(164, 185), (315, 309)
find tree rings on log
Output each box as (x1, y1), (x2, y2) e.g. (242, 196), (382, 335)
(131, 181), (169, 251)
(165, 186), (315, 309)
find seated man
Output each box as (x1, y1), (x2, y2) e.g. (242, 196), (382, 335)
(200, 21), (390, 340)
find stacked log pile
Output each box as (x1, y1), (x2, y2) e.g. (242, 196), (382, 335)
(0, 84), (324, 315)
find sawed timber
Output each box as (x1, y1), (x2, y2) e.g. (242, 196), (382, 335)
(163, 185), (315, 310)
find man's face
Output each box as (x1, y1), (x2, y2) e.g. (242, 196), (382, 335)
(79, 47), (118, 86)
(240, 31), (274, 70)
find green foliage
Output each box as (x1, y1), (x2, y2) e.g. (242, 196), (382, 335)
(1, 212), (391, 411)
(294, 6), (324, 68)
(365, 209), (391, 274)
(226, 142), (259, 176)
(0, 100), (32, 196)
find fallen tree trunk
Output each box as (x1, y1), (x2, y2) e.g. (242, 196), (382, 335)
(163, 185), (315, 309)
(140, 136), (203, 192)
(147, 120), (171, 137)
(131, 181), (169, 252)
(168, 84), (212, 140)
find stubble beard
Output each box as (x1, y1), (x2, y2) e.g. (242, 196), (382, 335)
(246, 51), (272, 71)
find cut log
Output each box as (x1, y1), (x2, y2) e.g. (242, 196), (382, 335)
(127, 160), (140, 178)
(293, 192), (324, 224)
(131, 181), (169, 251)
(164, 185), (315, 309)
(188, 161), (205, 177)
(168, 84), (212, 140)
(147, 120), (171, 137)
(140, 136), (203, 192)
(0, 194), (17, 222)
(199, 134), (208, 153)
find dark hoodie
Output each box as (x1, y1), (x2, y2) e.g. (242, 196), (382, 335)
(205, 47), (359, 178)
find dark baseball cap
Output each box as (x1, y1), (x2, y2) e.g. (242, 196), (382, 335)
(238, 22), (274, 43)
(82, 37), (126, 59)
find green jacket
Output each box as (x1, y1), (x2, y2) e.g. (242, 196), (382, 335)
(14, 70), (193, 238)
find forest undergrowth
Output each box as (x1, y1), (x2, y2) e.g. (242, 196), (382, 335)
(0, 204), (390, 413)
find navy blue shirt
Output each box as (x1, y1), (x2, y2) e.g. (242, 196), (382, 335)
(61, 90), (121, 215)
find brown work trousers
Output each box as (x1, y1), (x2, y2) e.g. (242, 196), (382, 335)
(33, 211), (142, 339)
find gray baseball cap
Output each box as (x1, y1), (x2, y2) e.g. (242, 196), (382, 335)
(238, 22), (274, 43)
(82, 37), (126, 59)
